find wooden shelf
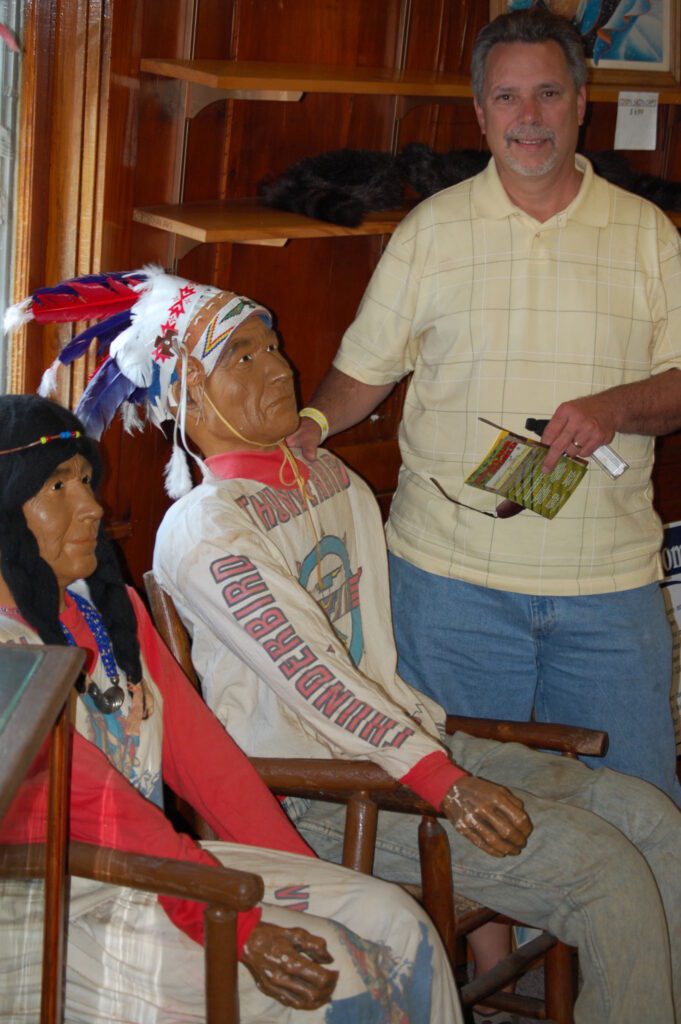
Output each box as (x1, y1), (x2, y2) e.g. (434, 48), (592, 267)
(141, 57), (681, 104)
(586, 81), (681, 104)
(133, 197), (411, 248)
(135, 58), (681, 252)
(134, 196), (680, 250)
(140, 59), (472, 98)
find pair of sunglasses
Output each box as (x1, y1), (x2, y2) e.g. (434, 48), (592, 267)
(430, 478), (524, 520)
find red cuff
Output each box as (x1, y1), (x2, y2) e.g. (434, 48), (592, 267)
(399, 751), (468, 810)
(158, 894), (262, 957)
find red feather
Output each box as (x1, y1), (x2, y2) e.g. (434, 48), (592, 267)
(31, 272), (145, 325)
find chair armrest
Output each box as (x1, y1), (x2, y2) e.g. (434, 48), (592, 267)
(253, 715), (608, 820)
(0, 841), (263, 910)
(252, 757), (435, 815)
(445, 715), (608, 758)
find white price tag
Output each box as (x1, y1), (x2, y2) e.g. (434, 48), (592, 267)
(614, 91), (658, 151)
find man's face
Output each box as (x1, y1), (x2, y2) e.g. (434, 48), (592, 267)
(22, 454), (103, 592)
(203, 315), (299, 449)
(474, 40), (586, 184)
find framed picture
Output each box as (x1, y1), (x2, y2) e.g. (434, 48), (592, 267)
(488, 1), (681, 85)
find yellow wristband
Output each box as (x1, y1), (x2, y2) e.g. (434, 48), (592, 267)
(299, 406), (329, 443)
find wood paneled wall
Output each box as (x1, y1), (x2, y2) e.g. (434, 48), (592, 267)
(12, 0), (112, 402)
(17, 0), (681, 585)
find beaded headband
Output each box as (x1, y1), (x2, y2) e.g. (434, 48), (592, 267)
(0, 429), (82, 457)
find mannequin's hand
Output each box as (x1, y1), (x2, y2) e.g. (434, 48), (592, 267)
(242, 922), (338, 1009)
(442, 776), (533, 857)
(287, 416), (322, 460)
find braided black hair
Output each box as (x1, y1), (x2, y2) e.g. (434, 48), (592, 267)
(0, 395), (142, 682)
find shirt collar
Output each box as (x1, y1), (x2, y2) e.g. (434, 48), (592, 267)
(205, 448), (310, 490)
(472, 153), (610, 227)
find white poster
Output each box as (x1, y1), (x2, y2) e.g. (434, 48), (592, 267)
(661, 521), (681, 753)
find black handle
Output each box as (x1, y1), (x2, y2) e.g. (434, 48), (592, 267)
(525, 417), (549, 438)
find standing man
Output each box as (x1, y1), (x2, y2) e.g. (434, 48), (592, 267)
(290, 7), (681, 803)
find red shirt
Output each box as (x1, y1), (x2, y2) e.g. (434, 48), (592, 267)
(0, 589), (314, 953)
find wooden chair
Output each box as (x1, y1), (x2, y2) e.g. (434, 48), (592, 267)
(0, 839), (262, 1024)
(144, 570), (608, 1023)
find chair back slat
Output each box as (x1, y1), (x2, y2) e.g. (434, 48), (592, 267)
(143, 571), (199, 689)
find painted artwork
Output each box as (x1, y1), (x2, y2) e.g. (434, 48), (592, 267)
(489, 1), (680, 82)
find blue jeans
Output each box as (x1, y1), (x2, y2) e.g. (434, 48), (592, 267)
(389, 553), (681, 805)
(286, 734), (681, 1024)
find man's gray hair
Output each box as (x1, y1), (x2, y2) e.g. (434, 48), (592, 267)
(471, 7), (588, 101)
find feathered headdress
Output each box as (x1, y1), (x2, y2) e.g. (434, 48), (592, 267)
(4, 267), (272, 497)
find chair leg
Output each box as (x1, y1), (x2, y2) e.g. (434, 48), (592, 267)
(342, 793), (378, 874)
(205, 905), (239, 1024)
(544, 940), (576, 1024)
(418, 814), (457, 966)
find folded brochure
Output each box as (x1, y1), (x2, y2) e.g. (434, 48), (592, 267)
(465, 420), (587, 519)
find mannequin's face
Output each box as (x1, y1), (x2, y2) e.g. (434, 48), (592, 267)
(200, 316), (299, 452)
(22, 454), (103, 594)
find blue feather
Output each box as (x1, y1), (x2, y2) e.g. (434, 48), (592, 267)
(57, 311), (134, 365)
(75, 357), (140, 439)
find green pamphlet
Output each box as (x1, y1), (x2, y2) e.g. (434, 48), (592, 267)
(465, 422), (587, 520)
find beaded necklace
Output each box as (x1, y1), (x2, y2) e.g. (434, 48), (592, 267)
(61, 590), (125, 714)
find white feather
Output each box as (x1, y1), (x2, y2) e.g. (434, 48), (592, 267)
(163, 443), (193, 499)
(141, 263), (166, 280)
(110, 272), (187, 387)
(121, 401), (145, 434)
(3, 297), (34, 334)
(108, 323), (151, 386)
(38, 360), (60, 397)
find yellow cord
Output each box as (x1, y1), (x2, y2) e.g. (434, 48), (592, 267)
(202, 390), (323, 590)
(277, 443), (323, 591)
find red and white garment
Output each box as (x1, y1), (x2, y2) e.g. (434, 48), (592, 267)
(0, 590), (461, 1023)
(153, 447), (468, 810)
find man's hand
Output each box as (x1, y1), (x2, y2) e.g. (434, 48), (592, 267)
(540, 395), (618, 473)
(442, 776), (533, 857)
(287, 416), (322, 460)
(287, 368), (396, 460)
(241, 921), (338, 1009)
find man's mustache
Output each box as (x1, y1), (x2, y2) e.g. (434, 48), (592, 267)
(505, 126), (555, 144)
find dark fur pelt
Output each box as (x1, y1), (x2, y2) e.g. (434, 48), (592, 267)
(402, 143), (681, 212)
(259, 143), (681, 225)
(397, 143), (489, 197)
(585, 150), (681, 212)
(258, 148), (403, 228)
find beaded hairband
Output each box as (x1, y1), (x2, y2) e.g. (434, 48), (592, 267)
(0, 429), (81, 457)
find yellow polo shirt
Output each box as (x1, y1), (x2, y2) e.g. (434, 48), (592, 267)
(334, 156), (681, 595)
